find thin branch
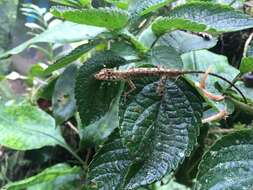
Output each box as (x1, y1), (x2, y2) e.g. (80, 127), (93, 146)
(243, 32), (253, 57)
(67, 121), (79, 135)
(202, 110), (228, 123)
(184, 71), (247, 103)
(208, 128), (235, 134)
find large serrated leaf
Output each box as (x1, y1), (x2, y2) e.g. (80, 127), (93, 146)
(0, 103), (66, 150)
(75, 51), (126, 126)
(88, 130), (132, 190)
(51, 7), (129, 30)
(195, 129), (253, 190)
(152, 2), (253, 36)
(129, 0), (174, 16)
(2, 163), (80, 190)
(121, 78), (203, 189)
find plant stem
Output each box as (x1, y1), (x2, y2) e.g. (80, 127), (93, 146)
(226, 96), (253, 116)
(62, 144), (86, 167)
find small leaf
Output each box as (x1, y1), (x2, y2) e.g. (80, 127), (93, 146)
(80, 84), (123, 145)
(0, 103), (65, 150)
(52, 64), (78, 124)
(151, 45), (183, 69)
(195, 129), (253, 190)
(75, 51), (126, 126)
(119, 30), (149, 53)
(157, 30), (218, 54)
(138, 26), (157, 48)
(0, 22), (105, 59)
(152, 2), (253, 36)
(240, 57), (253, 74)
(2, 163), (80, 190)
(121, 79), (203, 189)
(110, 41), (139, 60)
(36, 76), (58, 101)
(106, 0), (129, 9)
(44, 42), (97, 75)
(129, 0), (175, 16)
(50, 0), (82, 7)
(152, 18), (208, 36)
(51, 7), (129, 30)
(88, 130), (132, 190)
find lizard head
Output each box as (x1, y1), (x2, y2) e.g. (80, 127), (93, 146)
(94, 69), (116, 80)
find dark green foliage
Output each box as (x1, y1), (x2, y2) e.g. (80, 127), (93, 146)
(75, 51), (127, 126)
(1, 1), (253, 189)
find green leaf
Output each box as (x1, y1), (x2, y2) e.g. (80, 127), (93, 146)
(121, 79), (203, 189)
(50, 0), (82, 7)
(195, 129), (253, 190)
(27, 173), (80, 190)
(44, 42), (97, 75)
(129, 0), (175, 16)
(2, 163), (81, 190)
(106, 0), (129, 9)
(52, 64), (78, 124)
(235, 82), (253, 103)
(157, 30), (218, 54)
(88, 130), (132, 190)
(28, 64), (45, 77)
(36, 76), (58, 101)
(138, 26), (157, 48)
(152, 2), (253, 36)
(152, 18), (209, 37)
(240, 57), (253, 74)
(0, 103), (66, 150)
(153, 178), (190, 190)
(110, 41), (139, 60)
(119, 30), (149, 53)
(75, 51), (126, 126)
(151, 45), (183, 69)
(0, 22), (106, 59)
(51, 7), (129, 30)
(80, 84), (123, 145)
(0, 79), (17, 102)
(182, 50), (239, 81)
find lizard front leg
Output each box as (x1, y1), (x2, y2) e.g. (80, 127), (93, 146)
(156, 75), (168, 96)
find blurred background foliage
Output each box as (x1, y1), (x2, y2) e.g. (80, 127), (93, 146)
(0, 0), (18, 75)
(0, 0), (253, 189)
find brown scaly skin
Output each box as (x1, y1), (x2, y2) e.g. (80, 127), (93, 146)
(94, 68), (183, 80)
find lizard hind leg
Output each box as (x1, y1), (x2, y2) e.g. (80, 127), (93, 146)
(123, 79), (137, 99)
